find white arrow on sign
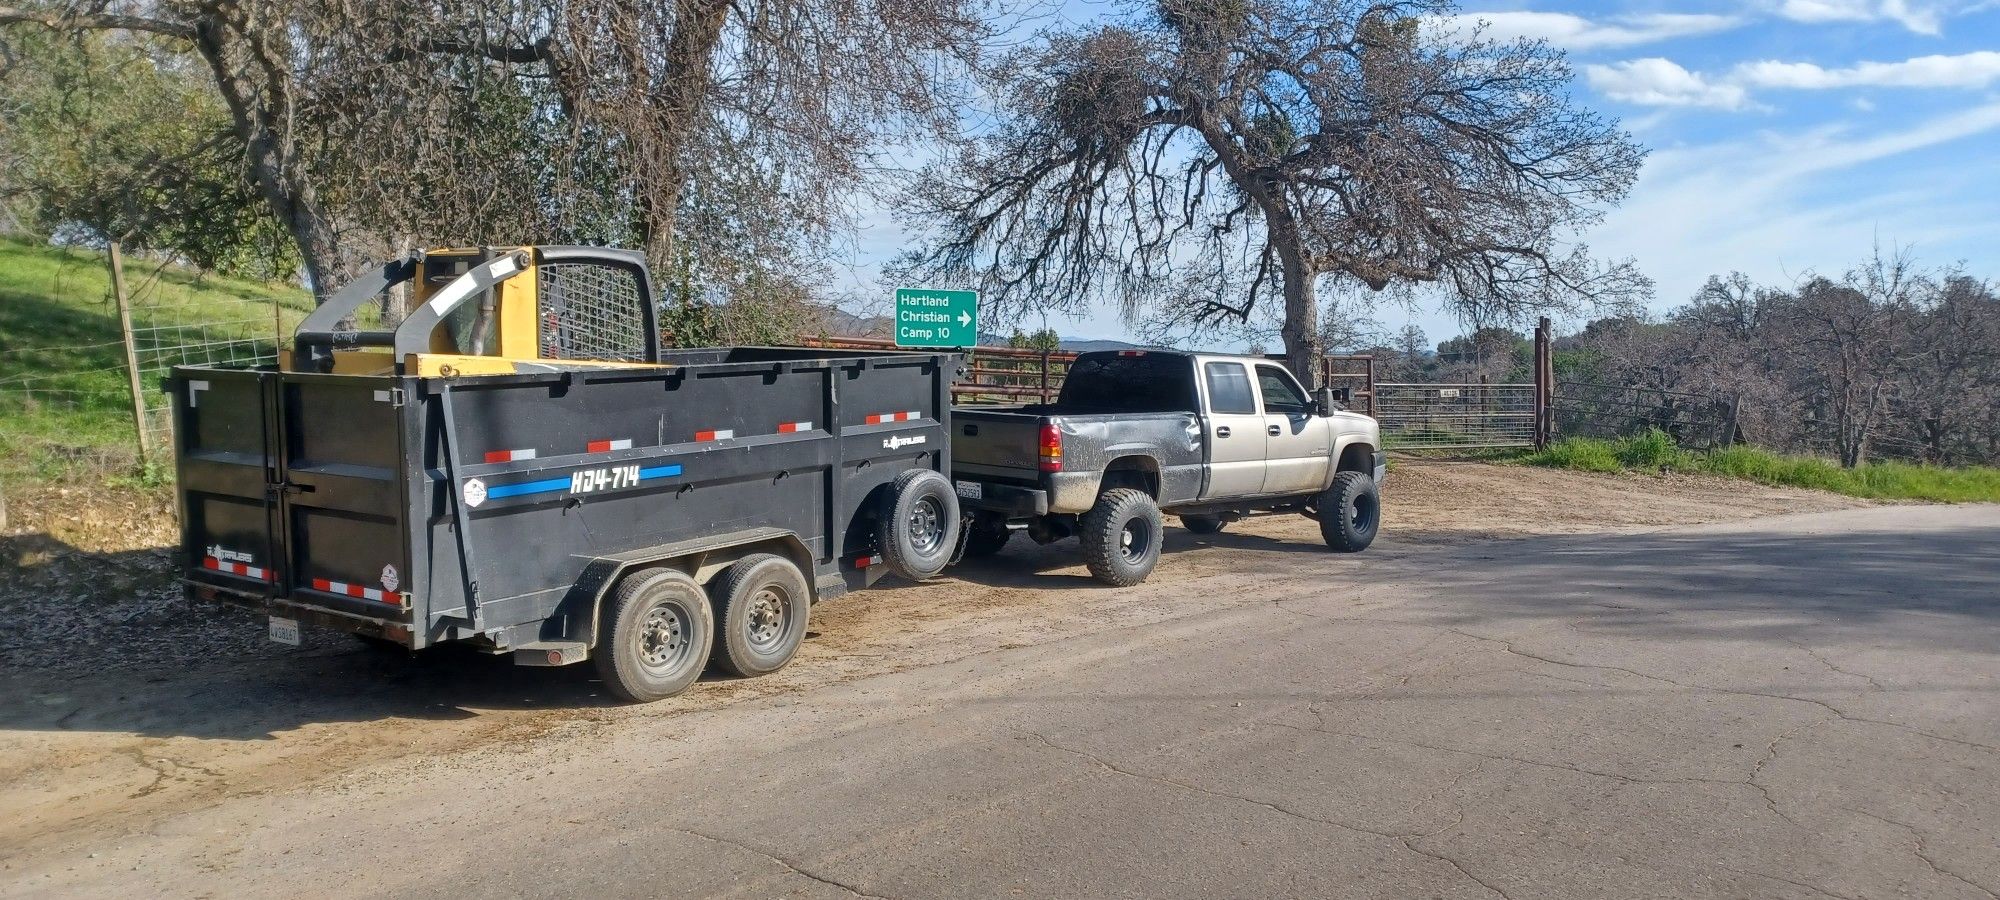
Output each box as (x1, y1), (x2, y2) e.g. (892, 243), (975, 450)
(957, 311), (972, 327)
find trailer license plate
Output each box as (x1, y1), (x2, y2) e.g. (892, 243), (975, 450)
(268, 616), (301, 646)
(954, 480), (982, 500)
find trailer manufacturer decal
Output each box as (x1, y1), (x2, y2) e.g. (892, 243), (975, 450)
(463, 478), (488, 507)
(380, 564), (401, 592)
(882, 434), (927, 450)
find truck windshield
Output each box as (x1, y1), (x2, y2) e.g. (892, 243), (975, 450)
(1057, 353), (1196, 412)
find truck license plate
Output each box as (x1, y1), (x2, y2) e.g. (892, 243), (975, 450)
(954, 480), (983, 500)
(268, 616), (301, 646)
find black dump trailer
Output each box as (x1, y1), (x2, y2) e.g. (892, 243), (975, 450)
(170, 246), (963, 700)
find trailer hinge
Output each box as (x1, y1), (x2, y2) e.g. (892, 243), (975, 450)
(389, 387), (407, 407)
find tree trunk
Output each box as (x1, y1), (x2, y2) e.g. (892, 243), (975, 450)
(1276, 244), (1322, 388)
(637, 0), (732, 274)
(190, 17), (344, 303)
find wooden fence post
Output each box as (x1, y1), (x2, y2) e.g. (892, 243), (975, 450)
(108, 240), (152, 465)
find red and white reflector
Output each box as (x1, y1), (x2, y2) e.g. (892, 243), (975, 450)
(483, 448), (537, 464)
(854, 554), (884, 569)
(586, 438), (633, 453)
(777, 420), (813, 434)
(1117, 350), (1148, 356)
(865, 411), (921, 425)
(693, 428), (735, 441)
(311, 577), (398, 604)
(202, 555), (268, 580)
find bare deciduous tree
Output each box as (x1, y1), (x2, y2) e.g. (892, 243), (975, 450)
(895, 0), (1647, 382)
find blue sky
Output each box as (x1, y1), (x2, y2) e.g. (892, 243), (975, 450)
(836, 0), (2000, 347)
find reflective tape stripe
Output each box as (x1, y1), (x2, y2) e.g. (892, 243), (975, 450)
(483, 448), (537, 464)
(865, 411), (921, 425)
(854, 554), (884, 569)
(311, 577), (395, 604)
(693, 429), (734, 441)
(777, 420), (813, 433)
(586, 438), (633, 453)
(202, 556), (268, 580)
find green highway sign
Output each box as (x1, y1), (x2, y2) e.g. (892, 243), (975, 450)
(893, 287), (979, 349)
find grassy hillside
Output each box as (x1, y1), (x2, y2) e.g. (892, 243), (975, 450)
(0, 236), (313, 483)
(1523, 430), (2000, 503)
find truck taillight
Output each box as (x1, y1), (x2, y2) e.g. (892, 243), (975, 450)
(1038, 423), (1063, 472)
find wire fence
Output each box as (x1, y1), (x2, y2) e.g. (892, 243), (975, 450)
(1551, 381), (1737, 451)
(0, 242), (301, 478)
(1373, 382), (1538, 449)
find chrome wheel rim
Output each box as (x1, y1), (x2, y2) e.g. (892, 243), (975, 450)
(908, 496), (944, 555)
(638, 601), (696, 674)
(744, 587), (788, 653)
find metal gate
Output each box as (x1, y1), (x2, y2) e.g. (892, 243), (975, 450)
(1374, 382), (1538, 449)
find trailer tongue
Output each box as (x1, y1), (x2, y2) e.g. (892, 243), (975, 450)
(171, 246), (962, 702)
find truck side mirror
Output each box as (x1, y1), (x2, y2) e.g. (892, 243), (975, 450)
(1314, 387), (1348, 415)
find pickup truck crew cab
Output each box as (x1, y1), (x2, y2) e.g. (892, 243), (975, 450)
(952, 350), (1384, 585)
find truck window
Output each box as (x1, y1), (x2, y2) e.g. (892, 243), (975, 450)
(1203, 362), (1257, 414)
(1056, 353), (1198, 412)
(1255, 365), (1310, 415)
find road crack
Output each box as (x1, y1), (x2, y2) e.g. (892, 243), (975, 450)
(1850, 810), (1999, 900)
(660, 825), (887, 899)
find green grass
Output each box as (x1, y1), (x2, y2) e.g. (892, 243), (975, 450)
(1521, 429), (2000, 503)
(0, 236), (312, 483)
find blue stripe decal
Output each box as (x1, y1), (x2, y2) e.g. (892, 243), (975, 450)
(487, 476), (570, 499)
(486, 463), (684, 501)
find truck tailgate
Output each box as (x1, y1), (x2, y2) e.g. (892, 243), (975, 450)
(950, 407), (1045, 481)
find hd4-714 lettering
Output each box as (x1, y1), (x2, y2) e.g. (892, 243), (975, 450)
(571, 465), (641, 494)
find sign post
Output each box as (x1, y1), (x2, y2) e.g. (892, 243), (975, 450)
(893, 288), (978, 349)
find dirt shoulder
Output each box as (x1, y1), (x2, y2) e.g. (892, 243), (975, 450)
(0, 462), (1873, 859)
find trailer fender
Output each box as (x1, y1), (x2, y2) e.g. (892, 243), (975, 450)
(559, 527), (817, 650)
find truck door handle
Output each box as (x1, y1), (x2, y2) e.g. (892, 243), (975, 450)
(1215, 426), (1232, 438)
(1267, 425), (1282, 436)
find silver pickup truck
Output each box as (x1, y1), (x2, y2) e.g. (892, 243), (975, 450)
(951, 349), (1385, 585)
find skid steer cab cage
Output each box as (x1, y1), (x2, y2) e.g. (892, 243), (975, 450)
(290, 245), (660, 374)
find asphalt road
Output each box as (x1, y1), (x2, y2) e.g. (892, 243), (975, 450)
(8, 504), (1998, 899)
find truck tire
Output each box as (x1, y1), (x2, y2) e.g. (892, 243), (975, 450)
(877, 469), (961, 580)
(1179, 514), (1225, 535)
(707, 554), (811, 678)
(595, 567), (713, 702)
(1080, 488), (1164, 587)
(963, 518), (1012, 558)
(1316, 471), (1380, 553)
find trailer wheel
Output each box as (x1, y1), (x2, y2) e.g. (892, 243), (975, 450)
(595, 567), (713, 702)
(1179, 514), (1225, 535)
(1080, 488), (1164, 587)
(1315, 471), (1380, 553)
(962, 517), (1012, 558)
(707, 554), (811, 678)
(877, 469), (961, 580)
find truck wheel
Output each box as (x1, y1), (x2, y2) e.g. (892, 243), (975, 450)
(595, 567), (713, 702)
(1179, 514), (1225, 535)
(707, 554), (811, 678)
(1080, 488), (1164, 587)
(877, 469), (961, 580)
(963, 518), (1012, 558)
(1316, 471), (1380, 553)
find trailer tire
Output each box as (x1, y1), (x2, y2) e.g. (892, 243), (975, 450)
(1080, 488), (1164, 587)
(707, 554), (811, 678)
(1315, 471), (1380, 553)
(877, 469), (960, 580)
(1179, 514), (1225, 535)
(595, 567), (713, 702)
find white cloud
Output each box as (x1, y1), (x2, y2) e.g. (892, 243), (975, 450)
(1735, 51), (2000, 89)
(1438, 11), (1743, 49)
(1585, 58), (1752, 109)
(1768, 0), (1976, 34)
(1590, 101), (2000, 309)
